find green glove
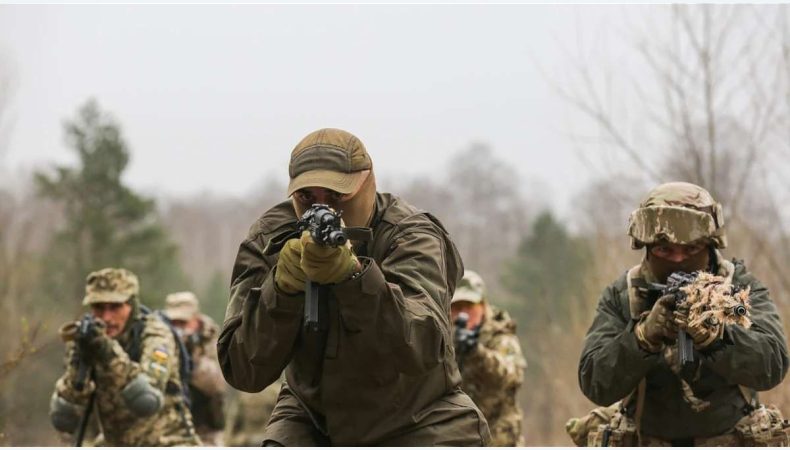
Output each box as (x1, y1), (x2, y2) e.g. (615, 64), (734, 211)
(635, 294), (678, 352)
(300, 231), (359, 285)
(274, 238), (307, 294)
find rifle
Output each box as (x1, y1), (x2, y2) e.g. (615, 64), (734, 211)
(59, 314), (102, 446)
(649, 271), (749, 370)
(453, 312), (480, 371)
(649, 272), (697, 370)
(297, 204), (347, 332)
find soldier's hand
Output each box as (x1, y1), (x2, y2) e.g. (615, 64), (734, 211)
(300, 231), (360, 285)
(674, 308), (723, 350)
(82, 319), (114, 362)
(635, 294), (678, 352)
(275, 238), (307, 294)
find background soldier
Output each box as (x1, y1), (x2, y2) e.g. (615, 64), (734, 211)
(223, 379), (283, 446)
(164, 291), (227, 446)
(577, 182), (790, 446)
(451, 270), (527, 446)
(49, 268), (201, 446)
(218, 128), (490, 445)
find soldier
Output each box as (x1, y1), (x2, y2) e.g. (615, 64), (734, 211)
(576, 182), (790, 446)
(223, 379), (283, 446)
(218, 128), (491, 445)
(164, 291), (227, 446)
(49, 268), (201, 446)
(451, 270), (527, 446)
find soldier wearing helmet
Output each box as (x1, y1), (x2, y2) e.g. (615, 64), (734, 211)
(164, 291), (227, 446)
(572, 182), (789, 446)
(49, 268), (201, 446)
(218, 128), (490, 445)
(450, 270), (526, 446)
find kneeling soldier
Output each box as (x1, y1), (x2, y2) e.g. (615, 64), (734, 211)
(49, 268), (201, 446)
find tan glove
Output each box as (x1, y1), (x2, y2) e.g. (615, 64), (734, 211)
(274, 238), (307, 294)
(300, 231), (359, 285)
(635, 294), (678, 352)
(674, 307), (723, 350)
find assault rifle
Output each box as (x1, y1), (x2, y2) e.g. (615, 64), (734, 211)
(649, 272), (698, 370)
(298, 204), (347, 332)
(649, 271), (749, 370)
(453, 312), (480, 371)
(59, 314), (101, 447)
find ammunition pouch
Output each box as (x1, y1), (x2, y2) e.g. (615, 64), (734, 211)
(578, 403), (790, 447)
(733, 405), (790, 447)
(586, 407), (638, 447)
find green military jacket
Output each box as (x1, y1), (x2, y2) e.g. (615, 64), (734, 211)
(53, 312), (200, 446)
(579, 253), (789, 441)
(459, 303), (526, 446)
(218, 193), (490, 446)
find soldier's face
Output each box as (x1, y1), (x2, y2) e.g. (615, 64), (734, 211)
(649, 242), (706, 263)
(90, 302), (133, 338)
(171, 316), (201, 336)
(293, 187), (349, 213)
(451, 301), (485, 329)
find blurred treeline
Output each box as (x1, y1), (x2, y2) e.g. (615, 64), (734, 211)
(2, 4), (790, 446)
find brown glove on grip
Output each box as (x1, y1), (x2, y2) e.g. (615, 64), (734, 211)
(636, 294), (678, 353)
(274, 238), (307, 294)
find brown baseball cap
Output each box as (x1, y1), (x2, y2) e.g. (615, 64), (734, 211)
(287, 128), (373, 197)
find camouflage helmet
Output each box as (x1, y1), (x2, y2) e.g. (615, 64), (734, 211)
(451, 270), (487, 304)
(82, 267), (139, 306)
(627, 182), (727, 250)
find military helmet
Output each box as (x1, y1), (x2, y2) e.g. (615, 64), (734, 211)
(82, 267), (140, 305)
(627, 181), (727, 249)
(451, 270), (487, 304)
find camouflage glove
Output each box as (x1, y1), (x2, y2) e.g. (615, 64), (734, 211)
(274, 238), (307, 294)
(635, 294), (678, 352)
(674, 306), (724, 350)
(300, 231), (359, 285)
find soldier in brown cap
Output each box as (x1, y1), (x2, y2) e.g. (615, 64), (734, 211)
(164, 291), (227, 446)
(572, 182), (789, 446)
(218, 128), (490, 445)
(451, 270), (526, 446)
(49, 268), (201, 446)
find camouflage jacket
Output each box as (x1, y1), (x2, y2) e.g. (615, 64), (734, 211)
(186, 314), (226, 440)
(459, 303), (526, 446)
(224, 378), (283, 446)
(218, 193), (490, 445)
(53, 312), (200, 446)
(579, 252), (789, 441)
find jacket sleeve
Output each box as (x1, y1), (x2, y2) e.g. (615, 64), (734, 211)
(464, 333), (526, 390)
(190, 337), (227, 397)
(578, 283), (662, 406)
(218, 233), (303, 392)
(331, 227), (456, 376)
(702, 267), (789, 390)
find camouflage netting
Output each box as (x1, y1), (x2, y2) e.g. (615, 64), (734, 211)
(680, 272), (752, 330)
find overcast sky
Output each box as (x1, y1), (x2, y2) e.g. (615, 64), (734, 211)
(0, 5), (643, 213)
